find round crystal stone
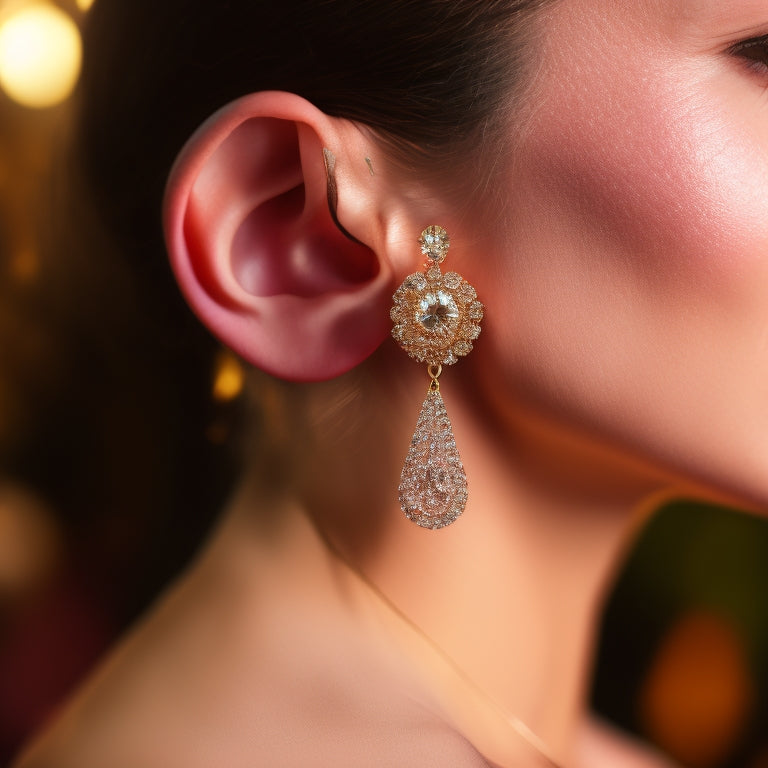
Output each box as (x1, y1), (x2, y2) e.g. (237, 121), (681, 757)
(419, 291), (458, 331)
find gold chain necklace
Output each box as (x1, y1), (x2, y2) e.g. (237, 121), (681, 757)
(314, 525), (564, 768)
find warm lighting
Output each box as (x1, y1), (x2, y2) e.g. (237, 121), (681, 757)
(0, 3), (82, 108)
(9, 247), (39, 283)
(639, 611), (753, 768)
(0, 483), (61, 599)
(213, 351), (245, 402)
(751, 748), (768, 768)
(76, 0), (96, 10)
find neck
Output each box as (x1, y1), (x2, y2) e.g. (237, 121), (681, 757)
(251, 359), (687, 764)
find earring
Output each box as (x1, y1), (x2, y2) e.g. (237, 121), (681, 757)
(391, 226), (484, 529)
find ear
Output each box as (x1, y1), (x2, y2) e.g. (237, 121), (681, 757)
(163, 91), (394, 381)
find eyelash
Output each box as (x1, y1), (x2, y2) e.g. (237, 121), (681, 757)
(730, 35), (768, 74)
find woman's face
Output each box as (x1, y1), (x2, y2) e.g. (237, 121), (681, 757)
(472, 0), (768, 504)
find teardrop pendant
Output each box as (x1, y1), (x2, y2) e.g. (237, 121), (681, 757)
(398, 384), (468, 530)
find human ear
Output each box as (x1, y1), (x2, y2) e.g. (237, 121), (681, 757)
(162, 91), (393, 381)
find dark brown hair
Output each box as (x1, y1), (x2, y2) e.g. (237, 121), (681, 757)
(77, 0), (549, 251)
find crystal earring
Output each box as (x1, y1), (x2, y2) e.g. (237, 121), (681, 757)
(390, 226), (484, 529)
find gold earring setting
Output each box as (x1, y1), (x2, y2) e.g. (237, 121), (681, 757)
(391, 226), (484, 529)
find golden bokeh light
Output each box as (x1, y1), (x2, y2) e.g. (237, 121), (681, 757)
(0, 483), (61, 600)
(76, 0), (96, 10)
(9, 246), (40, 283)
(639, 611), (753, 768)
(0, 3), (82, 108)
(213, 351), (246, 403)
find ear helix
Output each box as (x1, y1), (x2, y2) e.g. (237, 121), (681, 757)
(390, 226), (484, 529)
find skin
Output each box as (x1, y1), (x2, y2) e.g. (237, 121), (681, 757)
(14, 1), (768, 766)
(475, 0), (768, 510)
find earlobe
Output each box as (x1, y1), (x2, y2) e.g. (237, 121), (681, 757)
(163, 92), (393, 381)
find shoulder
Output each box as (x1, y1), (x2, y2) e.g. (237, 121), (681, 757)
(12, 542), (491, 768)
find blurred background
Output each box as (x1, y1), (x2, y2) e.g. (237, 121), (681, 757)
(0, 2), (767, 766)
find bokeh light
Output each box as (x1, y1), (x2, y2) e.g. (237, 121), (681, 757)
(212, 350), (245, 403)
(76, 0), (95, 10)
(0, 3), (82, 108)
(0, 483), (61, 600)
(9, 247), (40, 284)
(639, 610), (753, 768)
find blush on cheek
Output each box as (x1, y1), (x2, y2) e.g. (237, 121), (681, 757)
(526, 68), (768, 305)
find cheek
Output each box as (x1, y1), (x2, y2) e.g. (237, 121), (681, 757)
(475, 43), (768, 499)
(527, 69), (768, 303)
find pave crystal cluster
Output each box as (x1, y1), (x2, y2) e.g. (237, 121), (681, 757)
(390, 226), (484, 366)
(398, 389), (468, 529)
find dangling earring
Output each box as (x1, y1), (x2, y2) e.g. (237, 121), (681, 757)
(391, 226), (484, 529)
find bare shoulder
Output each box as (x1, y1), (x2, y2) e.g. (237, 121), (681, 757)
(12, 554), (262, 768)
(13, 518), (491, 768)
(574, 715), (681, 768)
